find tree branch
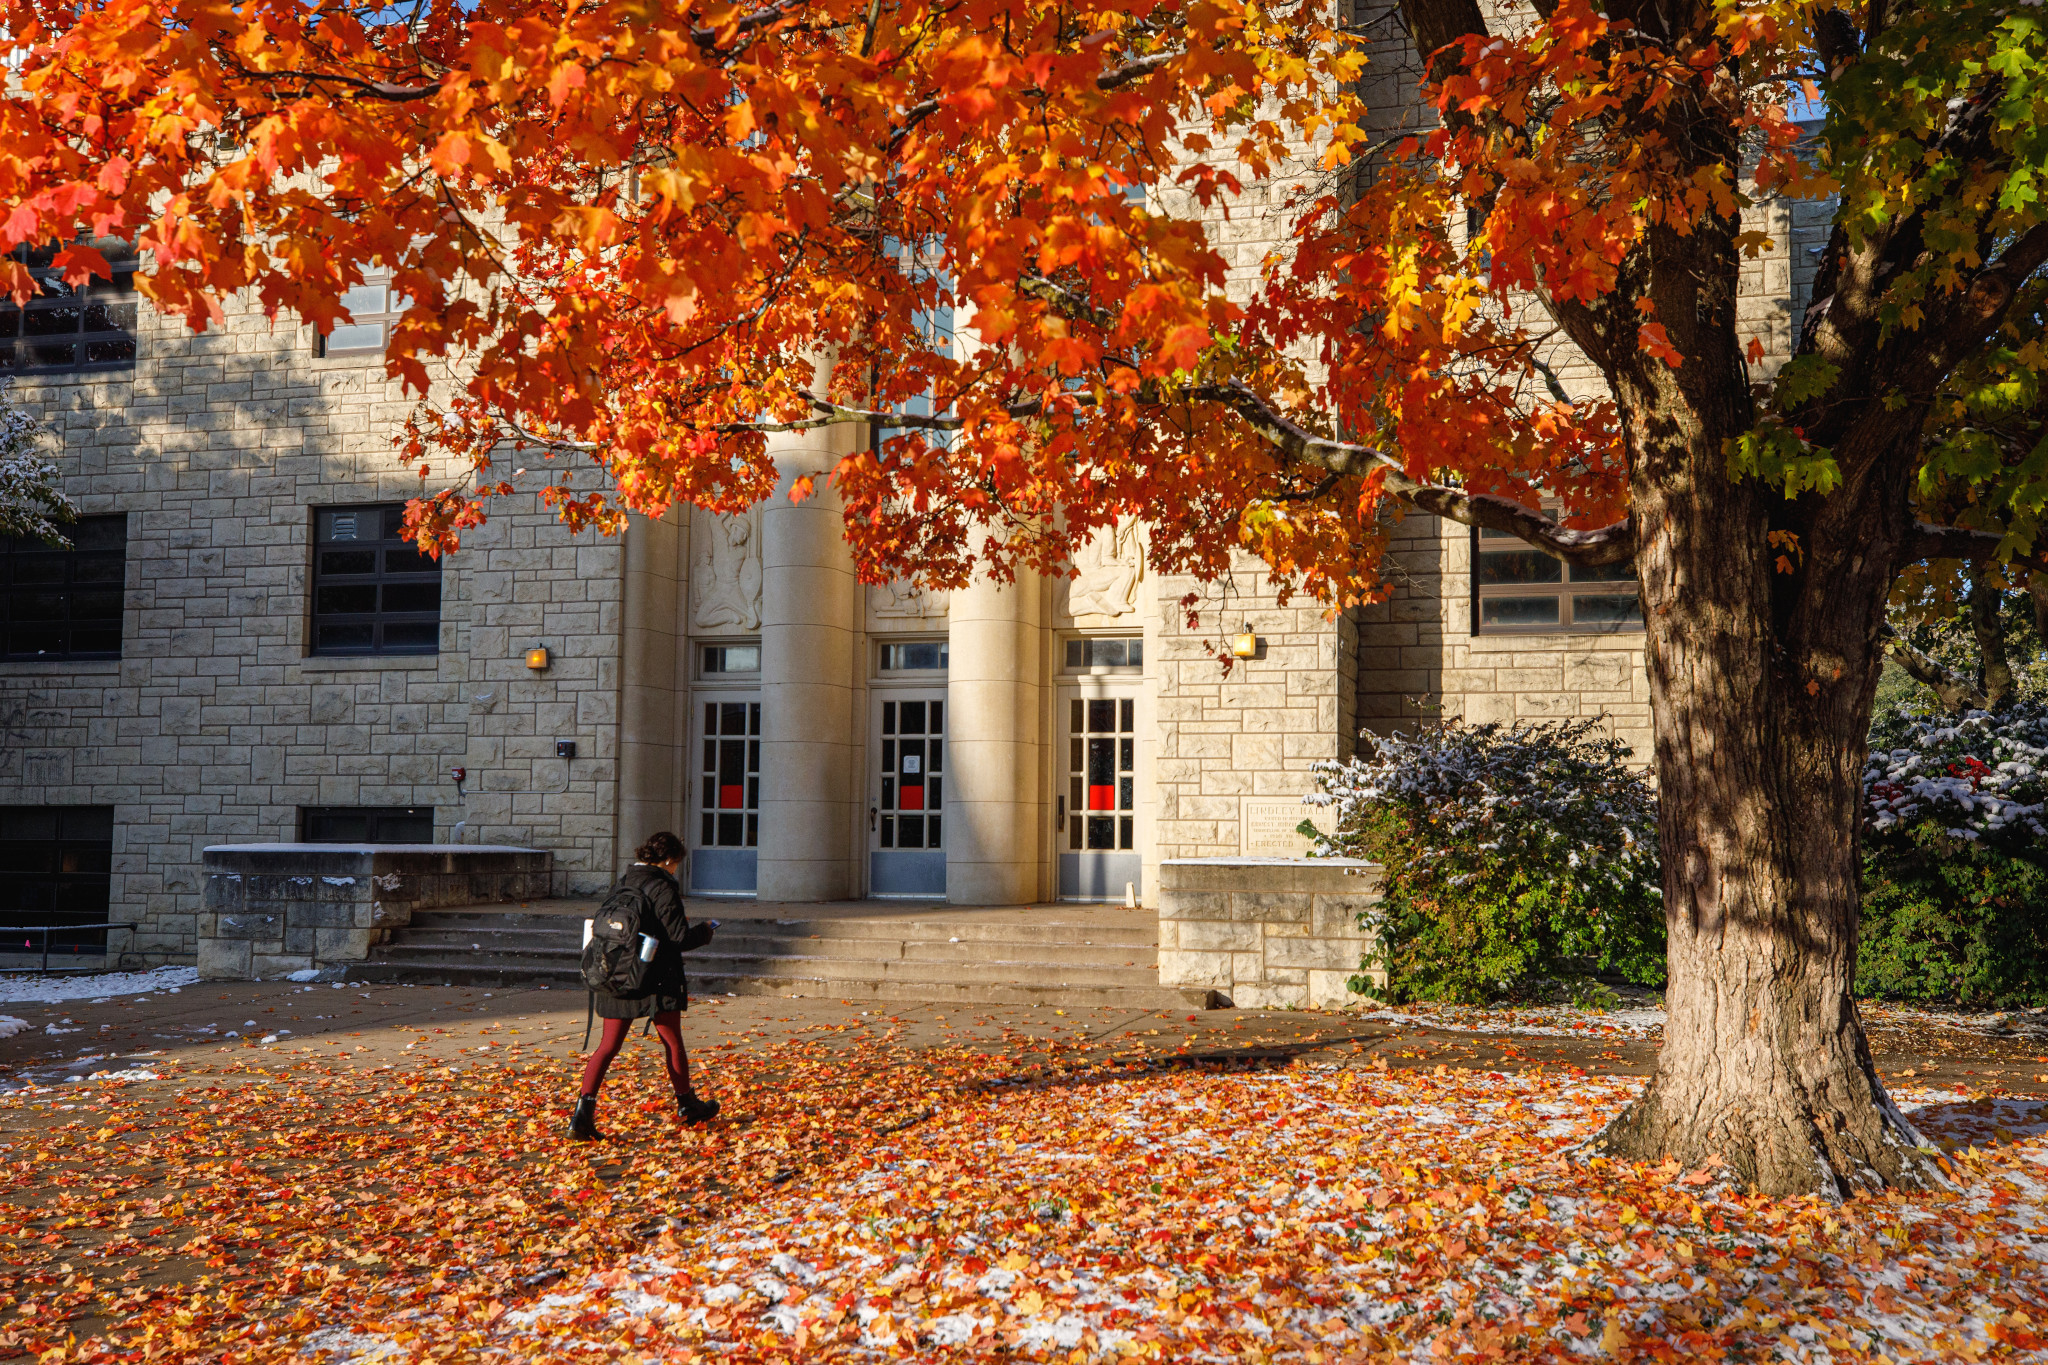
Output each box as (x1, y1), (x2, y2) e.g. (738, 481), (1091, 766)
(1899, 521), (2048, 574)
(888, 49), (1185, 151)
(1880, 625), (1984, 713)
(750, 383), (1634, 568)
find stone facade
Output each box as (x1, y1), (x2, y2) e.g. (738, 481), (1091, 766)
(1, 292), (629, 964)
(1143, 559), (1358, 897)
(1353, 514), (1655, 761)
(1156, 857), (1383, 1010)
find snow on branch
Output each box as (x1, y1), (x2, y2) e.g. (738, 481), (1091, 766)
(0, 382), (75, 546)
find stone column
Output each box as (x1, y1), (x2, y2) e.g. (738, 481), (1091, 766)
(945, 568), (1044, 905)
(755, 366), (863, 902)
(616, 510), (687, 861)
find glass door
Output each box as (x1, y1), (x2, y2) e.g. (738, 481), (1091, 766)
(690, 696), (759, 895)
(869, 691), (946, 898)
(1057, 688), (1142, 900)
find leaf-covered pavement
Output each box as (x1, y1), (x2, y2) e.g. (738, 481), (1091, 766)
(4, 1002), (2046, 1364)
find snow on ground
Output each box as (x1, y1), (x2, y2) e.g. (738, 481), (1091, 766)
(0, 966), (199, 1004)
(1351, 1002), (1668, 1038)
(305, 1068), (2048, 1363)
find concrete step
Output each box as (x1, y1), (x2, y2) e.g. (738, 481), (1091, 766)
(687, 950), (1158, 990)
(689, 971), (1202, 1011)
(385, 929), (1155, 972)
(351, 900), (1196, 1009)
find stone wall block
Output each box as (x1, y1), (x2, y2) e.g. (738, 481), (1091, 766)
(1158, 949), (1233, 990)
(1233, 891), (1310, 924)
(198, 937), (253, 980)
(1177, 919), (1261, 953)
(315, 927), (375, 960)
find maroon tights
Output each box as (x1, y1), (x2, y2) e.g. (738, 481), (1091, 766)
(580, 1012), (693, 1101)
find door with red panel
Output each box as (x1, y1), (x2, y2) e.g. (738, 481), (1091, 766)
(689, 696), (760, 895)
(1056, 686), (1142, 900)
(868, 690), (947, 898)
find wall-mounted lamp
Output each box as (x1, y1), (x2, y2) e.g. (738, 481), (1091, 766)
(1230, 625), (1259, 659)
(525, 645), (550, 670)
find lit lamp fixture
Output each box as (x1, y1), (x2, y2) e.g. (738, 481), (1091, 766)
(1230, 625), (1258, 659)
(525, 645), (550, 670)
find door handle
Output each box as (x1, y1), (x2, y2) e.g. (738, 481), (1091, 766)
(1056, 796), (1065, 824)
(869, 805), (878, 831)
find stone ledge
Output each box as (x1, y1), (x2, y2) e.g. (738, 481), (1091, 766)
(199, 844), (553, 981)
(1157, 857), (1383, 1011)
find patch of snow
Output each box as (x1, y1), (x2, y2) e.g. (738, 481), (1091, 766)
(0, 966), (201, 1004)
(0, 1015), (26, 1039)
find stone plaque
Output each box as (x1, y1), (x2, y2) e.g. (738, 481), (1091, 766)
(1239, 799), (1335, 857)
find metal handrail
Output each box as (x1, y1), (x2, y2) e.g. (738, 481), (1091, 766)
(4, 923), (139, 973)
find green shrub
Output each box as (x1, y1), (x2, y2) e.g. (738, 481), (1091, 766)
(1859, 705), (2048, 1006)
(1305, 718), (1665, 1005)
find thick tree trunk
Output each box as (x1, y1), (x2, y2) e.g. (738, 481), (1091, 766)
(1587, 231), (1946, 1197)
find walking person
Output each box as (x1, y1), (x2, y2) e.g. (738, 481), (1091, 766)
(569, 832), (719, 1141)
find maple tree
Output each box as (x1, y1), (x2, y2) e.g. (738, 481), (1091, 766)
(1, 0), (2043, 1196)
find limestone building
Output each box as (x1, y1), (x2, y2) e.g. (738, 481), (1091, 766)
(0, 260), (1662, 967)
(0, 19), (1825, 967)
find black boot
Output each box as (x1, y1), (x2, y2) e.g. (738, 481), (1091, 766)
(678, 1093), (720, 1126)
(568, 1095), (603, 1141)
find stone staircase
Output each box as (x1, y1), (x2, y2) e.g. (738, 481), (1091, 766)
(350, 901), (1209, 1010)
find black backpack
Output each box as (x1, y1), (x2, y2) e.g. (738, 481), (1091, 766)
(581, 884), (660, 998)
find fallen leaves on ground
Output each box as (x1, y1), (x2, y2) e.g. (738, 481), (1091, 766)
(3, 1019), (2046, 1363)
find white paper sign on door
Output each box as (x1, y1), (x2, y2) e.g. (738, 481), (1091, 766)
(902, 755), (921, 774)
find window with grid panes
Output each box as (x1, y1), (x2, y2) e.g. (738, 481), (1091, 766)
(0, 515), (125, 659)
(0, 241), (139, 376)
(1065, 697), (1136, 851)
(877, 698), (943, 849)
(316, 268), (405, 356)
(0, 807), (114, 955)
(311, 505), (442, 655)
(699, 701), (760, 848)
(1472, 523), (1641, 632)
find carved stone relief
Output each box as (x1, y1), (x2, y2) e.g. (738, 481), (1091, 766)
(870, 578), (945, 619)
(1064, 520), (1144, 619)
(691, 507), (763, 631)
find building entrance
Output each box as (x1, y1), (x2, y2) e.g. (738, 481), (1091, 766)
(869, 690), (946, 898)
(1056, 685), (1142, 900)
(689, 696), (760, 895)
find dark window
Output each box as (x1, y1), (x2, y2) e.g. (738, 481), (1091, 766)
(0, 807), (114, 956)
(1065, 637), (1142, 668)
(301, 807), (435, 843)
(311, 504), (441, 655)
(0, 241), (139, 375)
(0, 514), (126, 659)
(698, 701), (761, 848)
(876, 697), (944, 850)
(1473, 524), (1641, 633)
(879, 641), (947, 671)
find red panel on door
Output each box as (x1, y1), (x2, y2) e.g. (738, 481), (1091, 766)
(1088, 784), (1116, 810)
(719, 784), (745, 809)
(898, 786), (925, 811)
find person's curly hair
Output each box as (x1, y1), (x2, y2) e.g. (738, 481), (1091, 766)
(634, 831), (686, 865)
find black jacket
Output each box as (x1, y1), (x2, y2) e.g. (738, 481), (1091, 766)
(593, 863), (713, 1018)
